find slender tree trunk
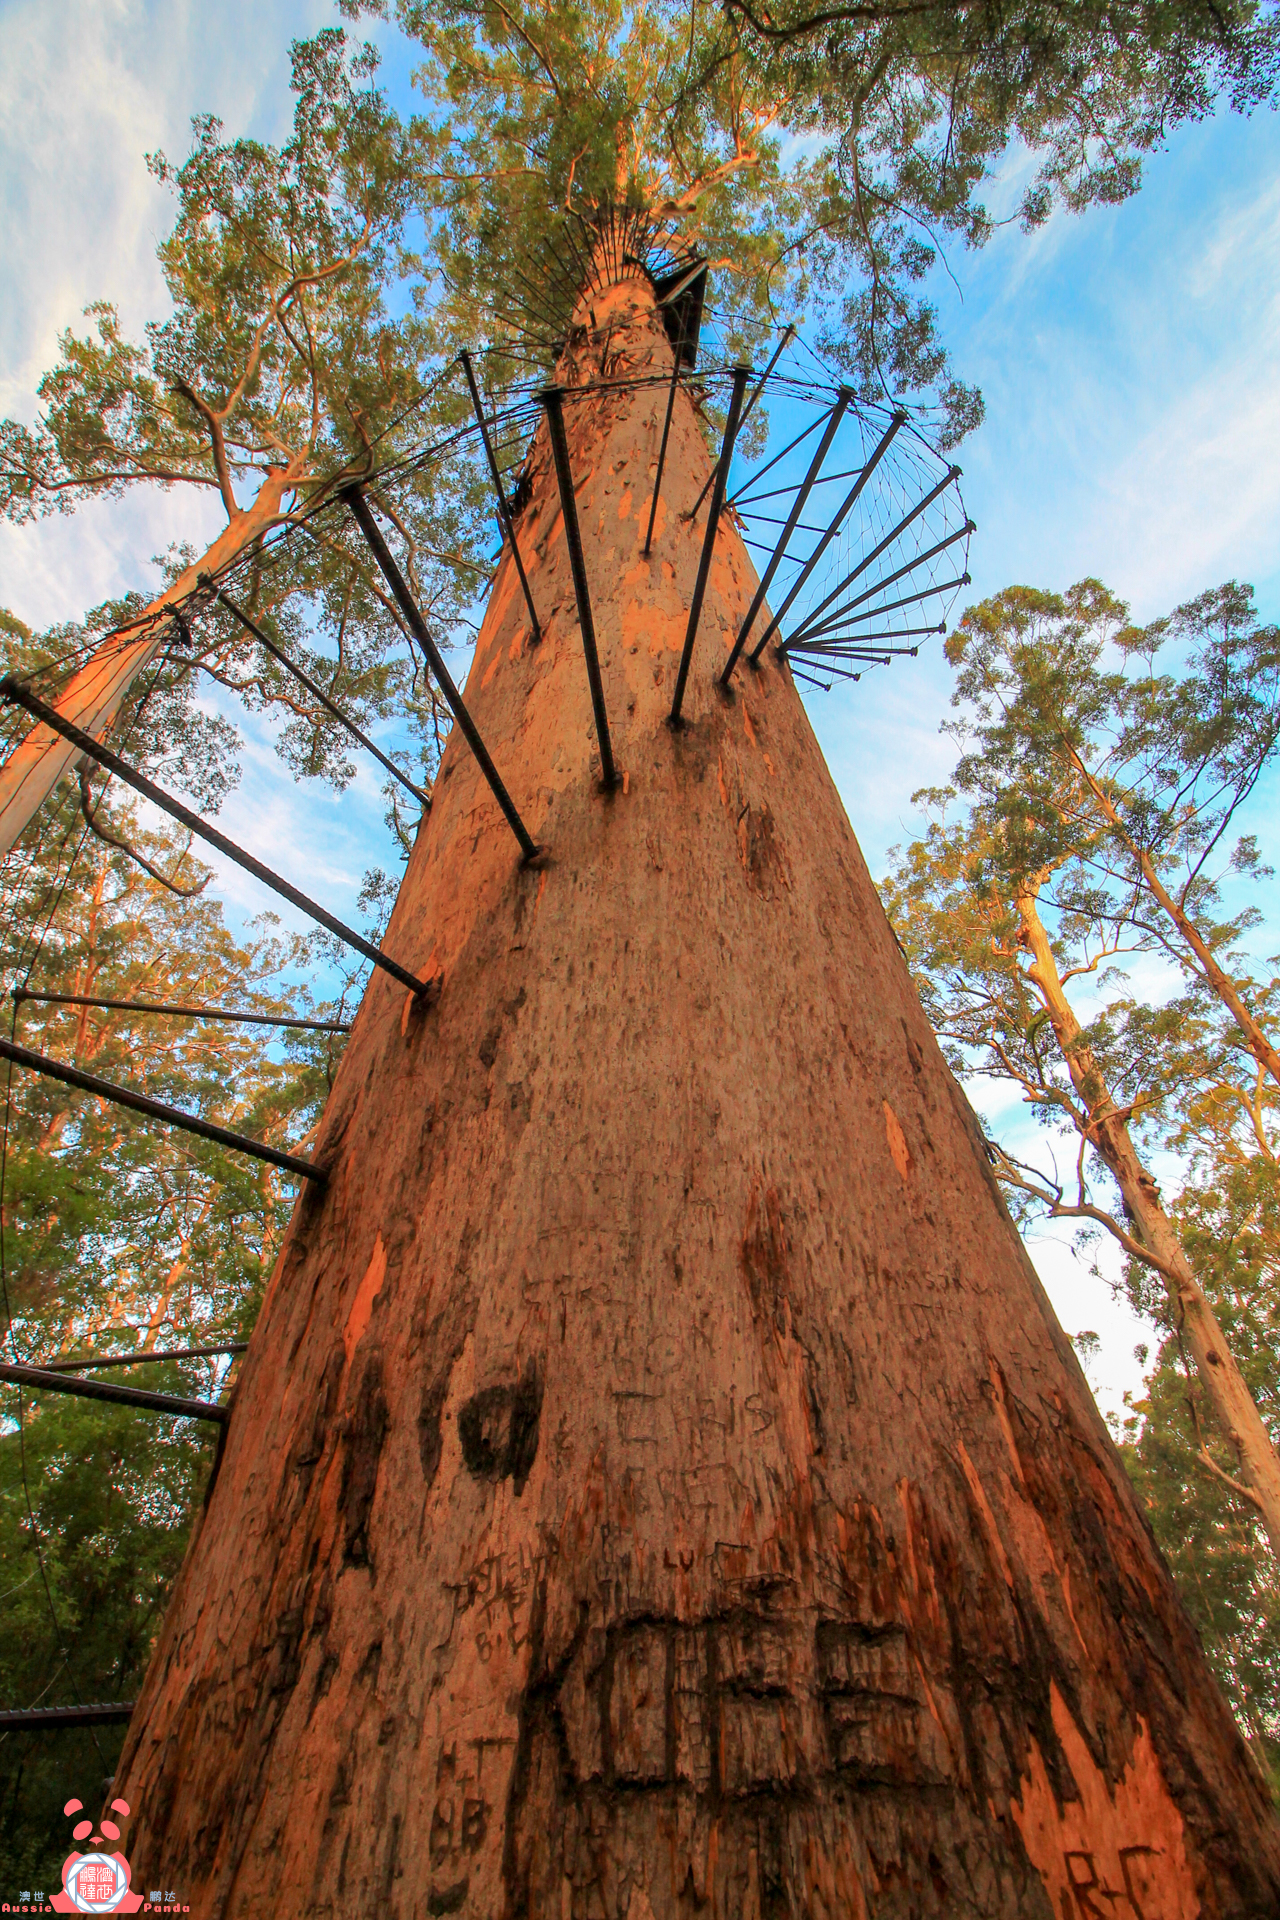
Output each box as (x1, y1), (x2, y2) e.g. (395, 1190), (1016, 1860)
(145, 1231), (199, 1346)
(1136, 840), (1280, 1088)
(0, 465), (293, 859)
(112, 262), (1280, 1917)
(1014, 884), (1280, 1552)
(1072, 754), (1280, 1093)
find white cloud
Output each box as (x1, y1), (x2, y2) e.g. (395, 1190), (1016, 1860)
(0, 0), (329, 419)
(935, 111), (1280, 623)
(805, 101), (1280, 920)
(1, 0), (169, 419)
(0, 480), (225, 630)
(1069, 345), (1280, 614)
(1028, 1231), (1153, 1424)
(0, 0), (334, 627)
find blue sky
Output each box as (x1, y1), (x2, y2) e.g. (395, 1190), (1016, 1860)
(3, 0), (1278, 1413)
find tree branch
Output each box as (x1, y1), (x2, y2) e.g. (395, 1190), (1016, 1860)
(77, 767), (208, 898)
(986, 1139), (1187, 1289)
(1176, 1332), (1267, 1516)
(170, 377), (238, 518)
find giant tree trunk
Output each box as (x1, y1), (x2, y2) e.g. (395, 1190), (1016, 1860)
(114, 263), (1280, 1916)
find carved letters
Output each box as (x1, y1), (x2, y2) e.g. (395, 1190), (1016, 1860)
(549, 1605), (953, 1800)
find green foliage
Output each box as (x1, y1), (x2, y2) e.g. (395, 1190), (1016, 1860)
(356, 0), (1280, 440)
(6, 3), (1277, 831)
(942, 578), (1280, 928)
(0, 30), (493, 825)
(0, 769), (344, 1882)
(885, 570), (1280, 1756)
(885, 578), (1280, 1191)
(385, 0), (812, 370)
(1119, 1159), (1280, 1773)
(0, 1398), (209, 1892)
(3, 2), (1279, 1858)
(729, 0), (1280, 226)
(1, 32), (413, 525)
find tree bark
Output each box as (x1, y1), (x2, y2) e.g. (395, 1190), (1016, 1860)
(112, 263), (1280, 1917)
(0, 465), (293, 859)
(1013, 883), (1280, 1554)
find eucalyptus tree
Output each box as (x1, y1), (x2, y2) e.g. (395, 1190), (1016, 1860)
(372, 0), (1278, 422)
(883, 578), (1280, 1548)
(1, 809), (340, 1364)
(7, 1), (1277, 863)
(0, 28), (487, 860)
(945, 581), (1280, 1085)
(1121, 1158), (1280, 1778)
(94, 253), (1280, 1911)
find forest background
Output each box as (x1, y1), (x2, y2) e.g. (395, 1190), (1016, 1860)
(1, 0), (1279, 1885)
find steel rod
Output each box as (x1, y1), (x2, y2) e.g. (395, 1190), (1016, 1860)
(783, 471), (961, 644)
(12, 989), (349, 1033)
(510, 263), (565, 336)
(792, 657), (884, 683)
(735, 482), (824, 510)
(0, 677), (433, 1001)
(656, 259), (707, 311)
(670, 366), (750, 725)
(0, 1702), (135, 1730)
(727, 414), (825, 507)
(644, 307), (688, 557)
(807, 533), (973, 629)
(784, 518), (972, 650)
(342, 489), (539, 860)
(218, 592), (432, 808)
(782, 645), (918, 662)
(0, 1361), (228, 1424)
(722, 389), (851, 686)
(735, 513), (835, 535)
(553, 370), (712, 407)
(788, 572), (970, 642)
(459, 350), (543, 644)
(0, 1035), (325, 1185)
(686, 328), (795, 522)
(781, 623), (943, 654)
(740, 539), (806, 563)
(539, 387), (618, 787)
(41, 1342), (248, 1373)
(735, 324), (796, 441)
(749, 412), (907, 662)
(735, 464), (875, 508)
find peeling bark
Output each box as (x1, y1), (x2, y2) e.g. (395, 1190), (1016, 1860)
(114, 264), (1280, 1916)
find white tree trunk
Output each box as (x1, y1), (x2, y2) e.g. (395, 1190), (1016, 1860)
(0, 468), (290, 858)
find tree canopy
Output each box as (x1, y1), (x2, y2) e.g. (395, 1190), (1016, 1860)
(367, 0), (1280, 437)
(0, 28), (493, 867)
(4, 2), (1277, 858)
